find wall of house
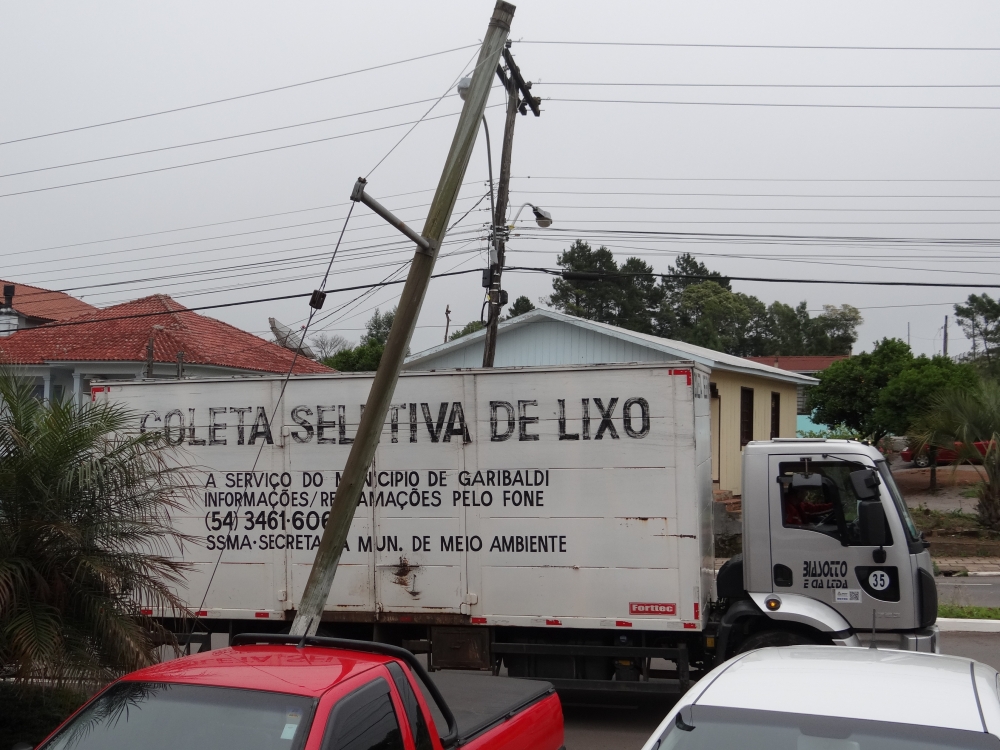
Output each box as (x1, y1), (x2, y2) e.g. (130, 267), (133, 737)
(711, 370), (797, 496)
(407, 319), (680, 369)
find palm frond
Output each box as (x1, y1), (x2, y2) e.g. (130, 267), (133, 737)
(0, 367), (194, 687)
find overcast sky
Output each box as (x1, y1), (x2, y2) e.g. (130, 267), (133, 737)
(3, 1), (999, 359)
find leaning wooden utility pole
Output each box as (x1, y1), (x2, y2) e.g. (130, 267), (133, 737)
(482, 48), (541, 367)
(291, 1), (515, 637)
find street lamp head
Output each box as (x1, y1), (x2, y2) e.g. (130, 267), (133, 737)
(509, 202), (554, 229)
(457, 77), (472, 102)
(531, 205), (553, 228)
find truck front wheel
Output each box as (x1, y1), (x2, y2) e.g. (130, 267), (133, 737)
(735, 628), (828, 653)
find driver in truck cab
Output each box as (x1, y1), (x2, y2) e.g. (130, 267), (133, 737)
(782, 484), (834, 526)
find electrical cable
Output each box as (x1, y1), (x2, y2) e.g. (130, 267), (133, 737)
(19, 266), (1000, 336)
(2, 44), (479, 147)
(542, 81), (1000, 89)
(547, 96), (1000, 111)
(512, 175), (1000, 183)
(7, 191), (485, 278)
(516, 204), (1000, 213)
(365, 46), (483, 178)
(0, 94), (463, 180)
(0, 108), (496, 200)
(517, 40), (1000, 52)
(16, 180), (487, 256)
(511, 188), (1000, 199)
(507, 266), (1000, 288)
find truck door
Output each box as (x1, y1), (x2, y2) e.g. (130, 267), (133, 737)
(767, 455), (916, 631)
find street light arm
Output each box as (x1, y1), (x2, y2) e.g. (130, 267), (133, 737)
(509, 202), (538, 227)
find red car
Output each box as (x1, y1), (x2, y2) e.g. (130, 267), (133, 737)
(31, 634), (564, 750)
(901, 441), (989, 468)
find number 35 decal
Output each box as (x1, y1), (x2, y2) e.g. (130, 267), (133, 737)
(855, 566), (899, 602)
(868, 571), (890, 591)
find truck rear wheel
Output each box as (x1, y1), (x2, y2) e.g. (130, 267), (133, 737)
(735, 629), (826, 654)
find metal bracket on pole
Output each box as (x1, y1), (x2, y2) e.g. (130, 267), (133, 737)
(351, 177), (437, 257)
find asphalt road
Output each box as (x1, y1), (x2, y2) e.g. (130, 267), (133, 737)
(561, 631), (1000, 750)
(938, 575), (1000, 607)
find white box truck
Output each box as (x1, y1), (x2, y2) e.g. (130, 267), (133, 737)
(96, 361), (937, 694)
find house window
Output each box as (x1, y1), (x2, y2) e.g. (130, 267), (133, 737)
(771, 392), (781, 439)
(740, 387), (754, 447)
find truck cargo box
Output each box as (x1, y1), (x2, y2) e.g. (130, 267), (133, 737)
(97, 362), (712, 633)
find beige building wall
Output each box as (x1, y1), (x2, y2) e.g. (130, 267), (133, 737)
(710, 371), (798, 496)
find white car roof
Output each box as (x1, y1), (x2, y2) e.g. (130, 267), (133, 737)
(694, 647), (998, 733)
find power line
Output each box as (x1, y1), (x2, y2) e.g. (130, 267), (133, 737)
(366, 47), (482, 178)
(511, 226), (1000, 247)
(0, 95), (457, 180)
(524, 218), (1000, 225)
(15, 234), (481, 302)
(11, 266), (1000, 337)
(7, 190), (485, 273)
(512, 188), (1000, 199)
(518, 40), (1000, 52)
(518, 204), (1000, 213)
(543, 81), (1000, 88)
(513, 176), (1000, 183)
(510, 267), (1000, 288)
(19, 268), (489, 330)
(548, 97), (1000, 111)
(15, 181), (487, 255)
(0, 108), (488, 200)
(0, 44), (478, 147)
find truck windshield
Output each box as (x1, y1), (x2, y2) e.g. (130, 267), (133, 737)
(654, 706), (1000, 750)
(876, 460), (920, 542)
(41, 682), (314, 750)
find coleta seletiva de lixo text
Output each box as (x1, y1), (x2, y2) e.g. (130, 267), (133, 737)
(137, 397), (653, 446)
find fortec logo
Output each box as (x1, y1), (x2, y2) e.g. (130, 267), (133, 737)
(629, 602), (676, 616)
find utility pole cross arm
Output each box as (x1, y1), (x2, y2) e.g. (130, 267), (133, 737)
(351, 177), (436, 256)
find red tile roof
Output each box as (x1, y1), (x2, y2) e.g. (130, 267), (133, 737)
(1, 278), (99, 322)
(0, 294), (332, 375)
(744, 355), (848, 373)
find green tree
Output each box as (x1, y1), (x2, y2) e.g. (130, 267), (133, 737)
(667, 281), (770, 356)
(546, 243), (862, 356)
(765, 302), (861, 356)
(956, 293), (1000, 374)
(449, 320), (485, 340)
(506, 295), (535, 319)
(617, 257), (664, 335)
(656, 253), (730, 337)
(811, 304), (863, 355)
(807, 338), (913, 443)
(913, 379), (1000, 529)
(321, 307), (398, 372)
(325, 340), (384, 371)
(361, 307), (395, 347)
(877, 355), (978, 490)
(0, 370), (190, 686)
(875, 355), (978, 438)
(548, 240), (622, 324)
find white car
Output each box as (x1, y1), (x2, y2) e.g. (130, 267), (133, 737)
(642, 646), (1000, 749)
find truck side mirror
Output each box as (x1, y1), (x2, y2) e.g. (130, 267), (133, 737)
(850, 469), (880, 500)
(858, 500), (887, 548)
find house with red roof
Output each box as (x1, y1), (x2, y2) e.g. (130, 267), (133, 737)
(0, 292), (331, 405)
(0, 280), (99, 335)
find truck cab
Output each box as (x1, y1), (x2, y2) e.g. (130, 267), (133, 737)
(715, 439), (938, 659)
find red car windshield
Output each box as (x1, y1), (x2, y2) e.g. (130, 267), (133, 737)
(41, 682), (315, 750)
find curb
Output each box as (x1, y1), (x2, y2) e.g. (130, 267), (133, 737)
(938, 618), (1000, 633)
